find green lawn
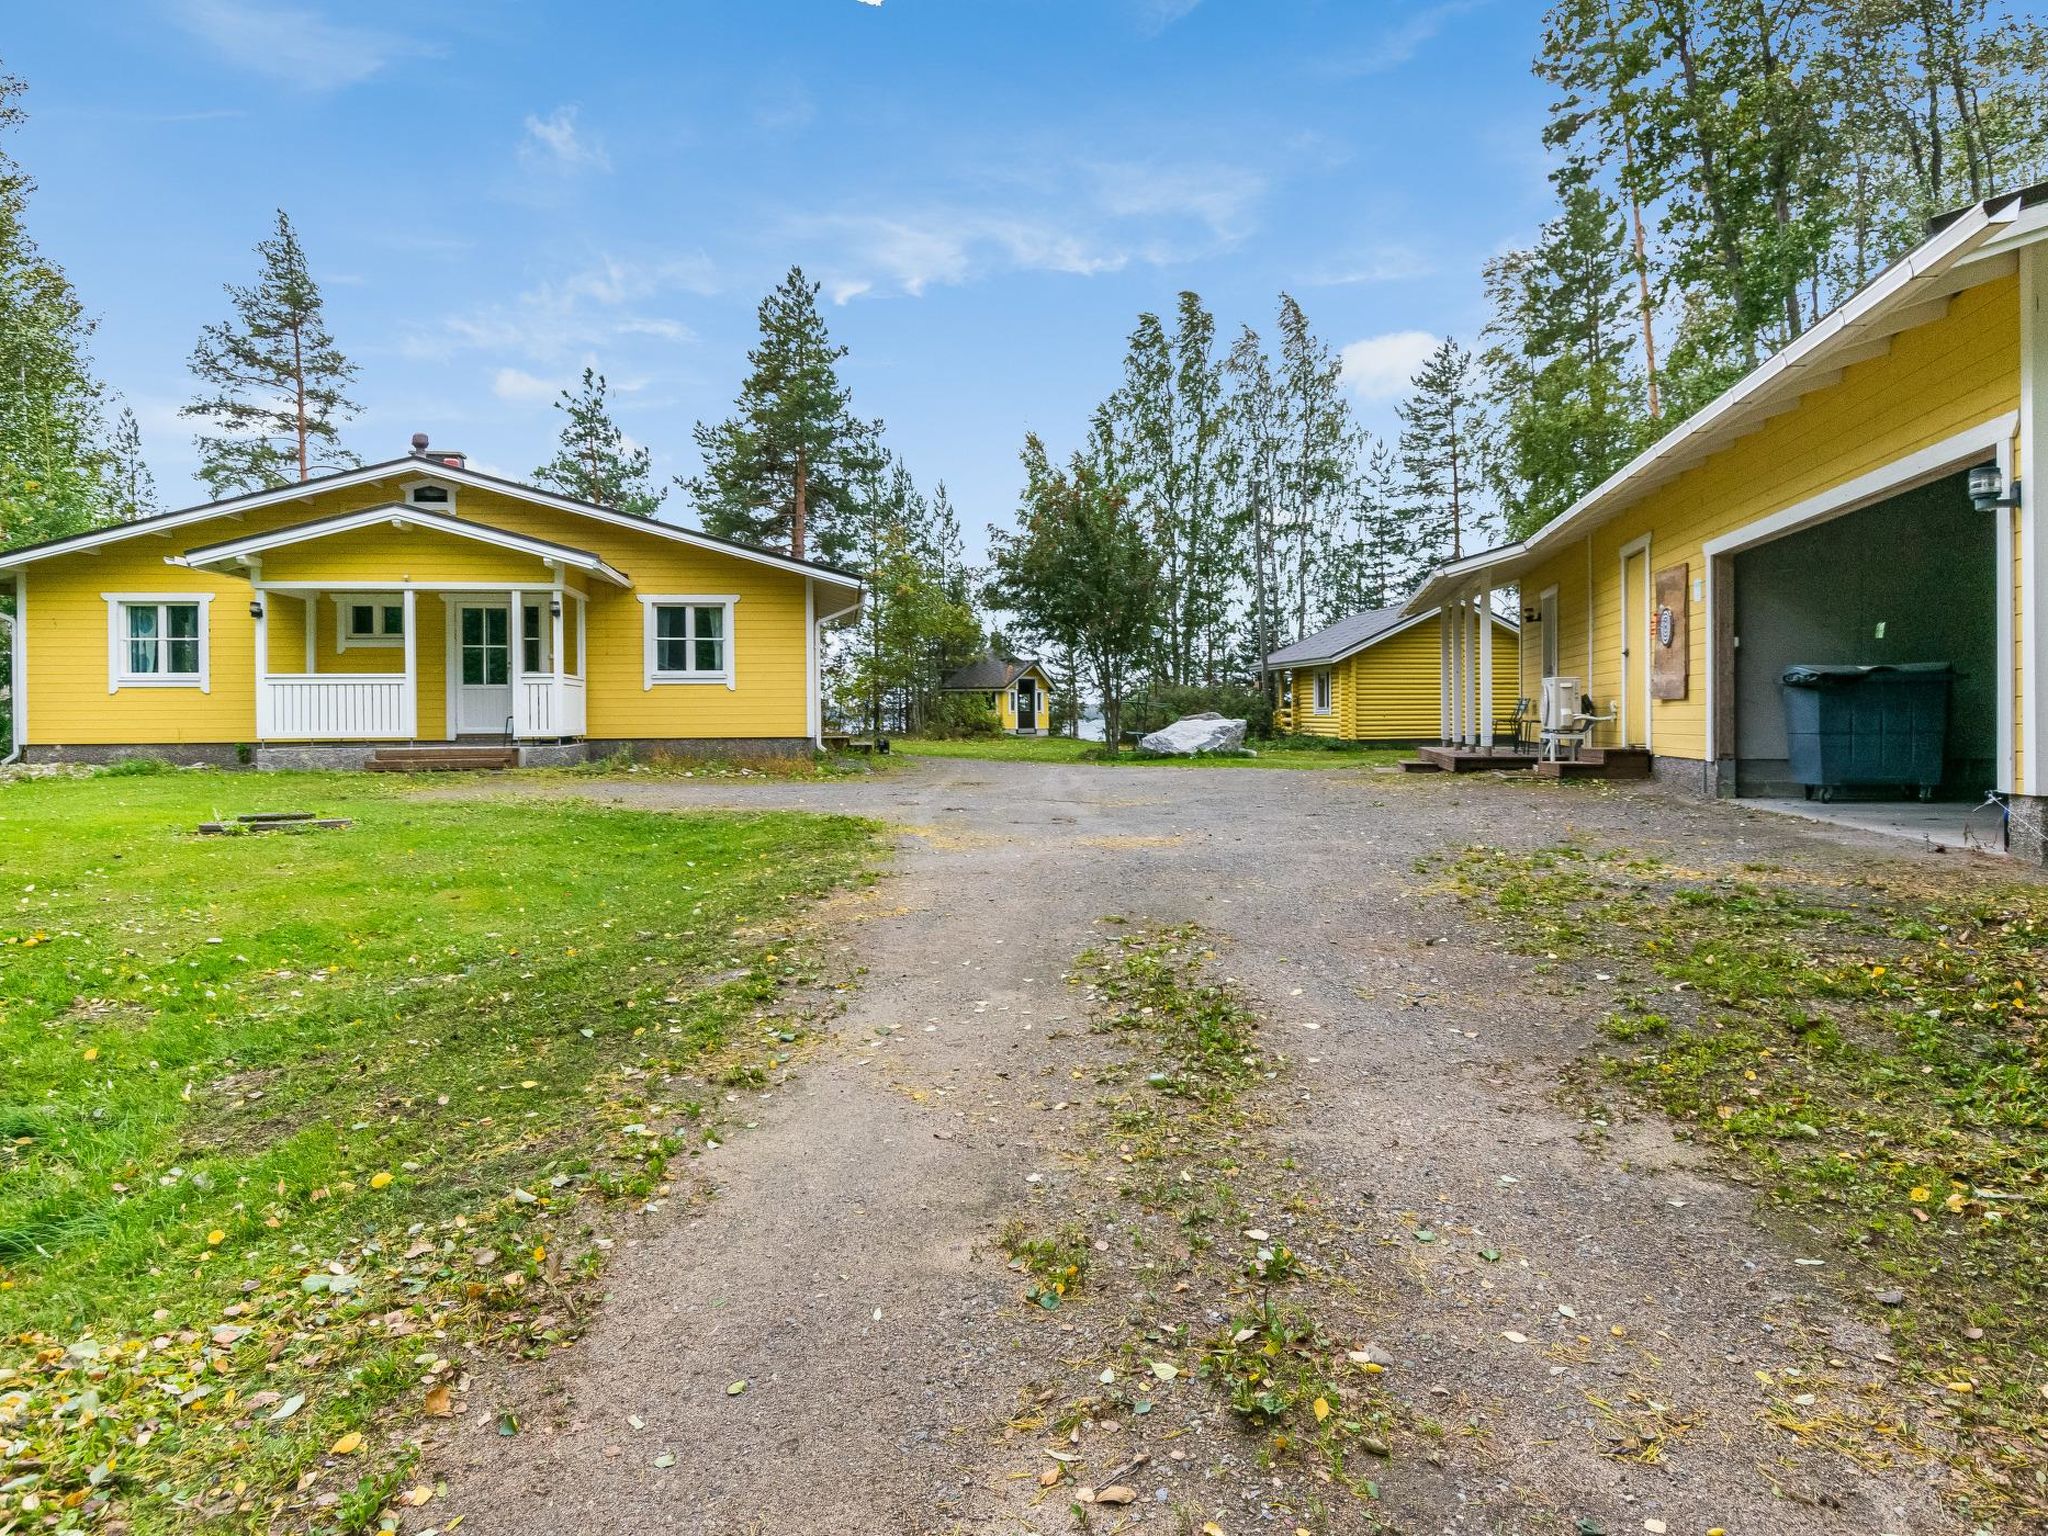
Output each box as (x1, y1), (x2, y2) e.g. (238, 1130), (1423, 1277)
(0, 767), (877, 1534)
(892, 734), (1410, 770)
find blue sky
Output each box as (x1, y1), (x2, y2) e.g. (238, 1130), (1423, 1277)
(10, 0), (1552, 553)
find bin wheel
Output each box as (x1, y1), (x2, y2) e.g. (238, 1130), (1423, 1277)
(1819, 786), (1836, 804)
(1917, 785), (1933, 802)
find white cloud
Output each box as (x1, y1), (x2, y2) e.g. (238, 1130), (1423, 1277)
(1310, 244), (1434, 286)
(520, 106), (611, 174)
(1136, 0), (1202, 32)
(491, 367), (562, 404)
(1341, 0), (1486, 77)
(421, 253), (713, 362)
(805, 211), (1127, 301)
(1341, 330), (1440, 400)
(170, 0), (409, 87)
(1088, 161), (1265, 242)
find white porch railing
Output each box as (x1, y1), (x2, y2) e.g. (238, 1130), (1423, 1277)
(261, 674), (409, 739)
(518, 675), (586, 738)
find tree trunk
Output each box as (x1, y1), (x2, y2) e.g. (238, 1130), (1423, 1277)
(792, 452), (809, 560)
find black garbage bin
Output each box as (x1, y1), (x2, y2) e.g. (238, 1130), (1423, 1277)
(1780, 662), (1953, 801)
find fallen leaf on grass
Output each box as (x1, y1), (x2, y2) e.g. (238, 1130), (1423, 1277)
(370, 1171), (394, 1189)
(424, 1386), (453, 1417)
(1501, 1331), (1530, 1344)
(726, 1380), (748, 1396)
(1150, 1361), (1178, 1381)
(1095, 1486), (1137, 1505)
(330, 1432), (363, 1456)
(269, 1393), (306, 1422)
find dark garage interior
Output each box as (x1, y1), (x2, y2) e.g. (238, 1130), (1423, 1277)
(1731, 469), (1996, 800)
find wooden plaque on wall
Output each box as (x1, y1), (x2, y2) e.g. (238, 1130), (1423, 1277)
(1652, 563), (1689, 700)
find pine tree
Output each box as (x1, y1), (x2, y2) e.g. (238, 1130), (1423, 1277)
(1272, 295), (1361, 639)
(104, 405), (157, 522)
(1225, 324), (1285, 684)
(686, 266), (879, 562)
(532, 367), (663, 516)
(0, 64), (111, 550)
(182, 210), (359, 496)
(1397, 338), (1483, 571)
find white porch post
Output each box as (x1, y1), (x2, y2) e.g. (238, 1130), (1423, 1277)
(1441, 606), (1458, 745)
(2022, 240), (2047, 795)
(1462, 594), (1478, 747)
(551, 587), (566, 739)
(252, 584), (270, 739)
(304, 593), (317, 672)
(1454, 597), (1469, 746)
(508, 588), (525, 741)
(401, 588), (418, 740)
(1479, 585), (1495, 750)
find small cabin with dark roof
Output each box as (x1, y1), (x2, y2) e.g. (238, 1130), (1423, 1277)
(939, 653), (1051, 734)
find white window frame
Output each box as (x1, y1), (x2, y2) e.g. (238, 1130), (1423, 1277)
(1313, 668), (1333, 714)
(400, 477), (458, 515)
(639, 594), (738, 690)
(517, 596), (554, 676)
(103, 593), (213, 693)
(337, 593), (406, 650)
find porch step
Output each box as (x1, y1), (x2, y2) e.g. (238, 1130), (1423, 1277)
(367, 747), (517, 773)
(1533, 748), (1653, 782)
(1399, 758), (1444, 773)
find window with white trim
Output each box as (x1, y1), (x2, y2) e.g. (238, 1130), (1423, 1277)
(340, 597), (405, 648)
(520, 601), (552, 675)
(641, 596), (737, 688)
(104, 594), (212, 692)
(1313, 668), (1333, 714)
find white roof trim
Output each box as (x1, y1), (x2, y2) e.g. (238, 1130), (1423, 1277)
(1265, 606), (1517, 670)
(171, 504), (634, 587)
(0, 456), (864, 596)
(1401, 195), (2031, 615)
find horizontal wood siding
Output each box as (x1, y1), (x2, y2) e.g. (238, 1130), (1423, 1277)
(1513, 276), (2022, 765)
(19, 475), (818, 745)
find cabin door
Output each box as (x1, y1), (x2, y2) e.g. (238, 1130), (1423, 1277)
(1619, 541), (1651, 748)
(1014, 676), (1038, 734)
(454, 603), (513, 736)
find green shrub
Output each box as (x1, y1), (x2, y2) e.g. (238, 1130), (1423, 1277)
(921, 691), (1000, 739)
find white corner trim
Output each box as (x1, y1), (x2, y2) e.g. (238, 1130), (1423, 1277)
(638, 593), (740, 691)
(102, 592), (214, 694)
(8, 572), (24, 753)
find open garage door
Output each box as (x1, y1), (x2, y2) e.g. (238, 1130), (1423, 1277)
(1729, 470), (1996, 800)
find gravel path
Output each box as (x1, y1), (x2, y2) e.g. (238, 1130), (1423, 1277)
(430, 757), (2002, 1534)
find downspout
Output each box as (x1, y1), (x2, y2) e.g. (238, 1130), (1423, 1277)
(2, 577), (20, 766)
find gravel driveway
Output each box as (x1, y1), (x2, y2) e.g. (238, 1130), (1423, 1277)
(431, 756), (2005, 1535)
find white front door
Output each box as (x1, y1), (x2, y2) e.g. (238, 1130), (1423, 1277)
(455, 603), (512, 735)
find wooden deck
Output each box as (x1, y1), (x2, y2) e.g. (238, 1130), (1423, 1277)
(1405, 743), (1655, 779)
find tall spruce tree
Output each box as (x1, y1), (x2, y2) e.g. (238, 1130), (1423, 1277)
(687, 266), (878, 562)
(104, 405), (157, 522)
(1481, 167), (1642, 539)
(1225, 324), (1285, 686)
(183, 210), (359, 496)
(0, 65), (112, 550)
(1397, 338), (1483, 571)
(1272, 294), (1362, 639)
(533, 367), (663, 516)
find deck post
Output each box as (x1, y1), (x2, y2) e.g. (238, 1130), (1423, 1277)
(551, 587), (566, 740)
(1478, 586), (1494, 750)
(252, 584), (269, 740)
(1452, 598), (1467, 746)
(400, 588), (418, 740)
(1439, 608), (1452, 745)
(304, 593), (317, 673)
(508, 588), (524, 742)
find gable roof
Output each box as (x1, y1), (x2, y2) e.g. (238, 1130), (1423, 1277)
(0, 453), (863, 599)
(1404, 183), (2048, 613)
(941, 654), (1044, 690)
(1265, 603), (1515, 669)
(173, 504), (634, 586)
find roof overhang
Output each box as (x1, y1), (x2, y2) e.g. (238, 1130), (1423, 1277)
(1265, 605), (1516, 670)
(0, 455), (865, 602)
(171, 504), (634, 587)
(1402, 191), (2035, 614)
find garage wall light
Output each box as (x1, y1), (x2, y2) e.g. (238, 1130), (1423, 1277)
(1968, 463), (2021, 512)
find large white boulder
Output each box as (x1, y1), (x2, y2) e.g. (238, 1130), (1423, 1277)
(1138, 712), (1249, 756)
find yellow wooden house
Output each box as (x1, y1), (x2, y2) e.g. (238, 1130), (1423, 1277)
(0, 438), (863, 768)
(939, 654), (1052, 734)
(1268, 604), (1519, 743)
(1405, 184), (2048, 851)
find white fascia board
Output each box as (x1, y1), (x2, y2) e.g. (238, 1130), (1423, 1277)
(170, 504), (633, 586)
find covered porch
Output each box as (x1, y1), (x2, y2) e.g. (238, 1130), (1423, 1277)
(175, 505), (630, 745)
